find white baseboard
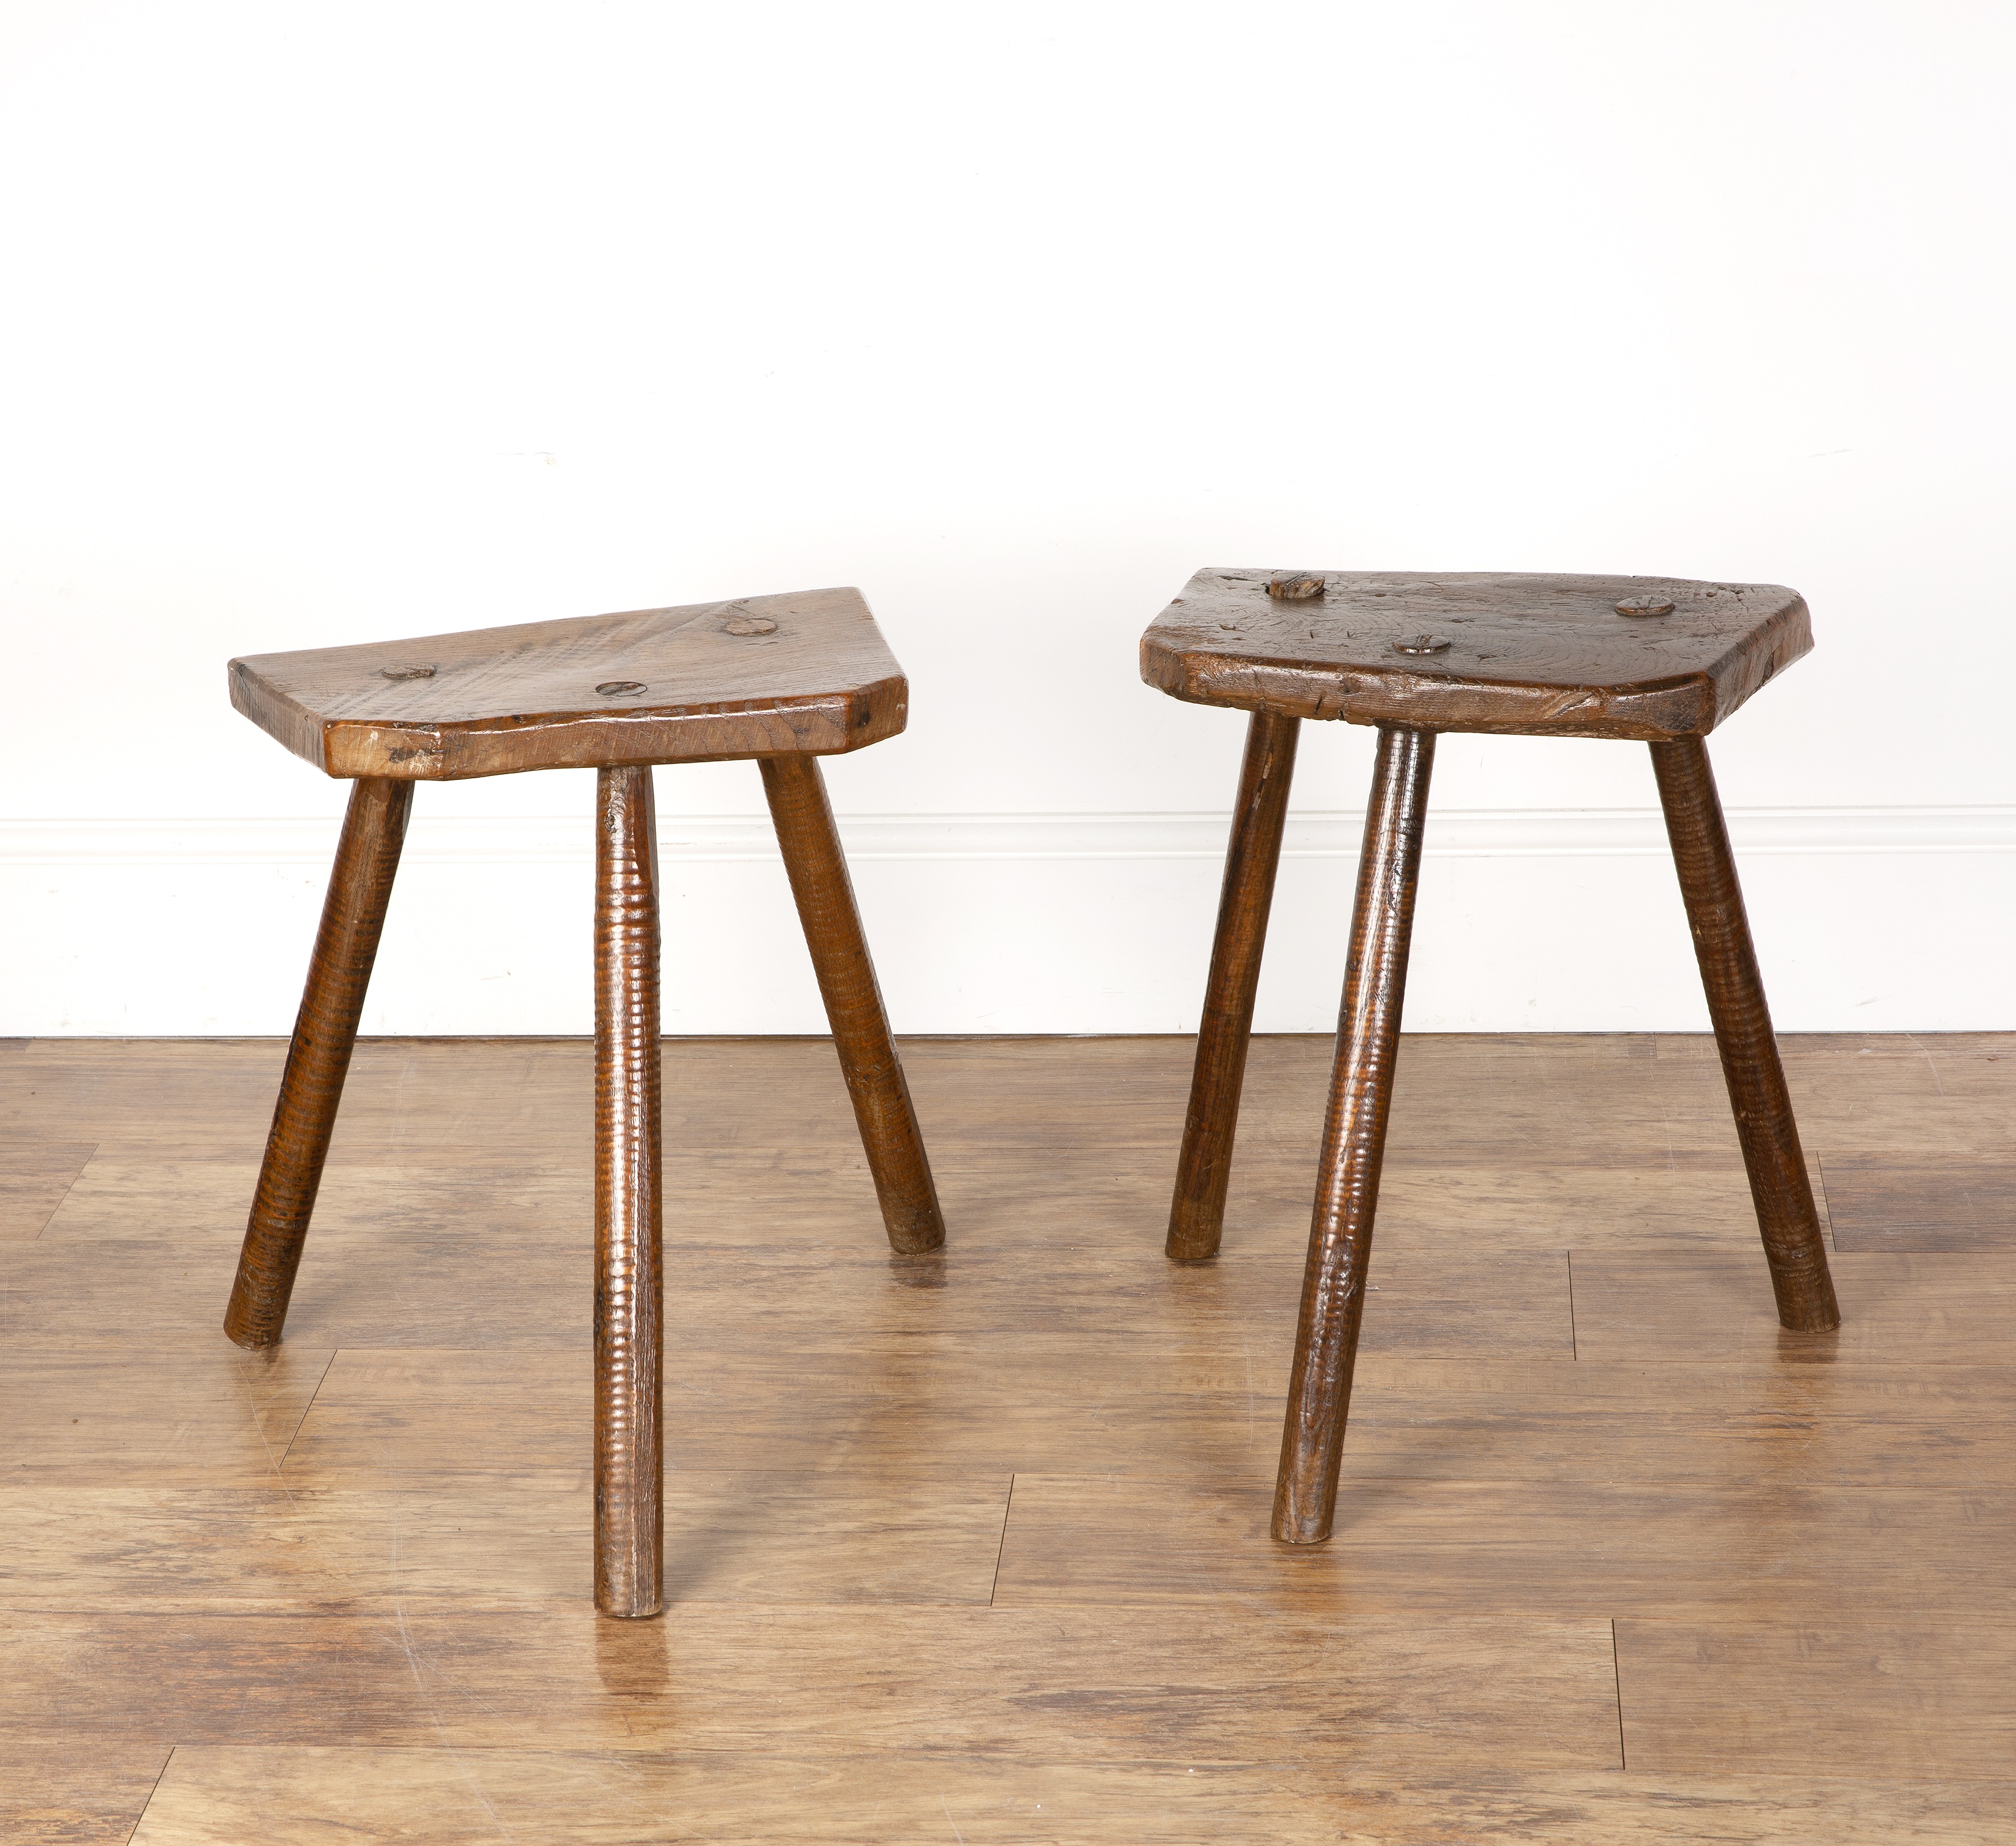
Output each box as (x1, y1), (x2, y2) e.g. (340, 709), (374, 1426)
(5, 809), (2013, 1035)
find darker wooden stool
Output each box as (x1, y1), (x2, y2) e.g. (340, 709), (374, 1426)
(222, 587), (945, 1616)
(1142, 570), (1841, 1545)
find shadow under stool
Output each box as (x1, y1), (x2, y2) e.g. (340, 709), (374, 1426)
(221, 587), (945, 1616)
(1141, 569), (1841, 1545)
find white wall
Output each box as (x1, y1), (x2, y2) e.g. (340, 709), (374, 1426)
(3, 1), (2011, 1035)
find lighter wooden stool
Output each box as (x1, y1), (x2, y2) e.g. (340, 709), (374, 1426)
(222, 588), (945, 1616)
(1143, 569), (1841, 1545)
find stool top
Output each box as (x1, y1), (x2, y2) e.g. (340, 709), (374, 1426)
(230, 587), (908, 780)
(1141, 570), (1809, 739)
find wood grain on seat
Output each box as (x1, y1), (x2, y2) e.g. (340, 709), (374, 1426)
(229, 587), (908, 779)
(1141, 571), (1811, 738)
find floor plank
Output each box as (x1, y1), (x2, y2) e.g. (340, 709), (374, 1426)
(992, 1475), (2016, 1617)
(2, 1607), (1619, 1764)
(0, 1348), (332, 1485)
(281, 1337), (1629, 1489)
(0, 1739), (172, 1845)
(278, 1348), (2016, 1492)
(126, 1750), (2016, 1844)
(1363, 1155), (1834, 1253)
(0, 1476), (1011, 1613)
(1617, 1618), (2016, 1779)
(0, 1236), (1572, 1352)
(1568, 1249), (2016, 1364)
(37, 1148), (1834, 1254)
(38, 1159), (588, 1243)
(1819, 1154), (2016, 1252)
(11, 1030), (2000, 1164)
(0, 1141), (94, 1238)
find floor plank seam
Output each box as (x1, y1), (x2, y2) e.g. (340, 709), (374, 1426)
(274, 1347), (340, 1475)
(1566, 1249), (1578, 1360)
(1611, 1619), (1627, 1773)
(1809, 1153), (1836, 1249)
(988, 1475), (1016, 1607)
(31, 1141), (97, 1240)
(123, 1742), (174, 1845)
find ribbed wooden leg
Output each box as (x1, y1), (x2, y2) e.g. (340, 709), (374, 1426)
(1650, 736), (1841, 1332)
(224, 777), (412, 1350)
(1169, 711), (1301, 1261)
(1274, 726), (1434, 1544)
(595, 765), (664, 1618)
(760, 754), (945, 1254)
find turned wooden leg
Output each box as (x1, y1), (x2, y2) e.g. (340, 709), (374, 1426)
(224, 777), (413, 1349)
(1275, 726), (1434, 1544)
(760, 754), (945, 1254)
(595, 765), (664, 1618)
(1169, 710), (1301, 1261)
(1650, 736), (1840, 1332)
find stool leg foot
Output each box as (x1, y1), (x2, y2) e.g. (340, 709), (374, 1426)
(761, 755), (945, 1255)
(1168, 711), (1301, 1261)
(1650, 737), (1840, 1332)
(595, 765), (664, 1618)
(1274, 726), (1434, 1544)
(225, 777), (412, 1351)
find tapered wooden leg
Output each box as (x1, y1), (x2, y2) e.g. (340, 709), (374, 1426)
(1650, 736), (1840, 1332)
(1274, 726), (1434, 1544)
(595, 765), (663, 1618)
(760, 754), (946, 1254)
(1167, 711), (1301, 1261)
(224, 777), (413, 1350)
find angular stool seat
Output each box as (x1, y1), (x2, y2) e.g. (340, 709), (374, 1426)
(223, 588), (944, 1618)
(230, 586), (907, 778)
(1141, 570), (1807, 738)
(1143, 568), (1840, 1548)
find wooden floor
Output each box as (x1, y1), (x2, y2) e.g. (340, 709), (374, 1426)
(3, 1032), (2015, 1842)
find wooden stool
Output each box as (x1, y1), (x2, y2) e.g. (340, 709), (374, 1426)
(222, 587), (945, 1616)
(1142, 569), (1841, 1545)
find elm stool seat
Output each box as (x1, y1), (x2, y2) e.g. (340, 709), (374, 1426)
(1142, 569), (1841, 1545)
(222, 587), (945, 1617)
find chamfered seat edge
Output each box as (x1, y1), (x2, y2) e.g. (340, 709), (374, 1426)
(228, 663), (911, 778)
